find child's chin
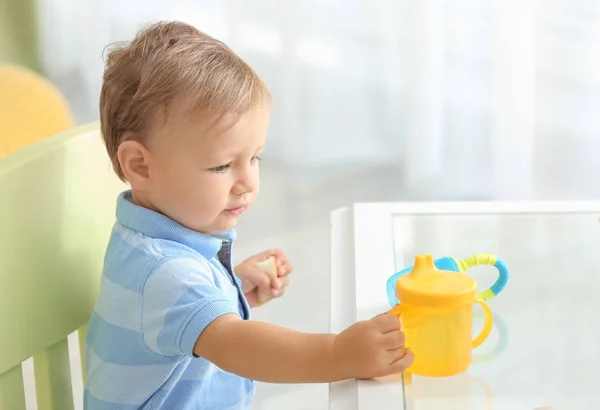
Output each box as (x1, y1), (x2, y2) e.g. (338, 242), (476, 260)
(215, 217), (238, 231)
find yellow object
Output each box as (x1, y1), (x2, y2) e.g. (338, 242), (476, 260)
(254, 256), (278, 304)
(0, 64), (74, 158)
(389, 254), (493, 377)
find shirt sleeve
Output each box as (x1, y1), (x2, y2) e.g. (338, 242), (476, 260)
(140, 257), (239, 358)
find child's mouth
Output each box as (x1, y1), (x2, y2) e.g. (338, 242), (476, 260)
(225, 205), (248, 216)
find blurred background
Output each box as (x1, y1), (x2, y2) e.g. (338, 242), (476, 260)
(7, 0), (600, 203)
(2, 0), (600, 408)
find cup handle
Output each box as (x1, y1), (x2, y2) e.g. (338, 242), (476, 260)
(469, 375), (494, 410)
(472, 298), (493, 348)
(458, 254), (509, 301)
(387, 303), (403, 318)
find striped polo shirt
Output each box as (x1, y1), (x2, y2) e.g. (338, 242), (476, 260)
(84, 190), (254, 409)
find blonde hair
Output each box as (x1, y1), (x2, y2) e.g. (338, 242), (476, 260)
(100, 21), (270, 181)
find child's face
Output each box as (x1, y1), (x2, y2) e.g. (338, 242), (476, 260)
(141, 102), (270, 234)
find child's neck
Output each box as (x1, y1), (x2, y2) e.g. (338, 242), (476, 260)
(130, 189), (159, 214)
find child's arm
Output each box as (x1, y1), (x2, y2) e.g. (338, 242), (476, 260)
(194, 313), (413, 383)
(138, 258), (411, 382)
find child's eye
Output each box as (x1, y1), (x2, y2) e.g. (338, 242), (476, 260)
(211, 163), (231, 173)
(250, 156), (262, 164)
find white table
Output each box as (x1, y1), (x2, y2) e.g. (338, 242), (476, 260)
(329, 202), (600, 410)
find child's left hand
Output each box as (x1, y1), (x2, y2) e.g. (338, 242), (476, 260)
(235, 249), (293, 307)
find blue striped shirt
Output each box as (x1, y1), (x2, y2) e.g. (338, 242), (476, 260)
(84, 190), (254, 409)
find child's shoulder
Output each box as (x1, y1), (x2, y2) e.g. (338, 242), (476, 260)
(103, 222), (214, 286)
(110, 222), (204, 258)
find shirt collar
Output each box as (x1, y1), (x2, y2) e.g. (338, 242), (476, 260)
(115, 190), (236, 259)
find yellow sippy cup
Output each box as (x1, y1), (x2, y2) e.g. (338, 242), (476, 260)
(388, 254), (493, 377)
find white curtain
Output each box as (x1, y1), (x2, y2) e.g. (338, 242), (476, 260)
(37, 0), (600, 200)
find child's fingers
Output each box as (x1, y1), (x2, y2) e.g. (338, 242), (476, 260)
(246, 267), (272, 293)
(278, 276), (290, 288)
(271, 286), (285, 297)
(257, 248), (285, 260)
(269, 276), (290, 293)
(277, 259), (293, 276)
(389, 349), (414, 374)
(253, 249), (293, 277)
(256, 250), (293, 274)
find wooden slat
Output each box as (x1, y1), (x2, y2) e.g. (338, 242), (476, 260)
(78, 323), (88, 384)
(0, 365), (26, 410)
(33, 338), (74, 410)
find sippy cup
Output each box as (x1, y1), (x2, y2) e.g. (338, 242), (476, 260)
(388, 254), (505, 377)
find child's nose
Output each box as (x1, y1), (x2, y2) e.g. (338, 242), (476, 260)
(234, 170), (257, 195)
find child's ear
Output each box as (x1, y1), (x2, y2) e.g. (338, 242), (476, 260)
(117, 137), (151, 189)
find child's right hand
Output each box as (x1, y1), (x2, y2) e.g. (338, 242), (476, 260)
(334, 314), (414, 379)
